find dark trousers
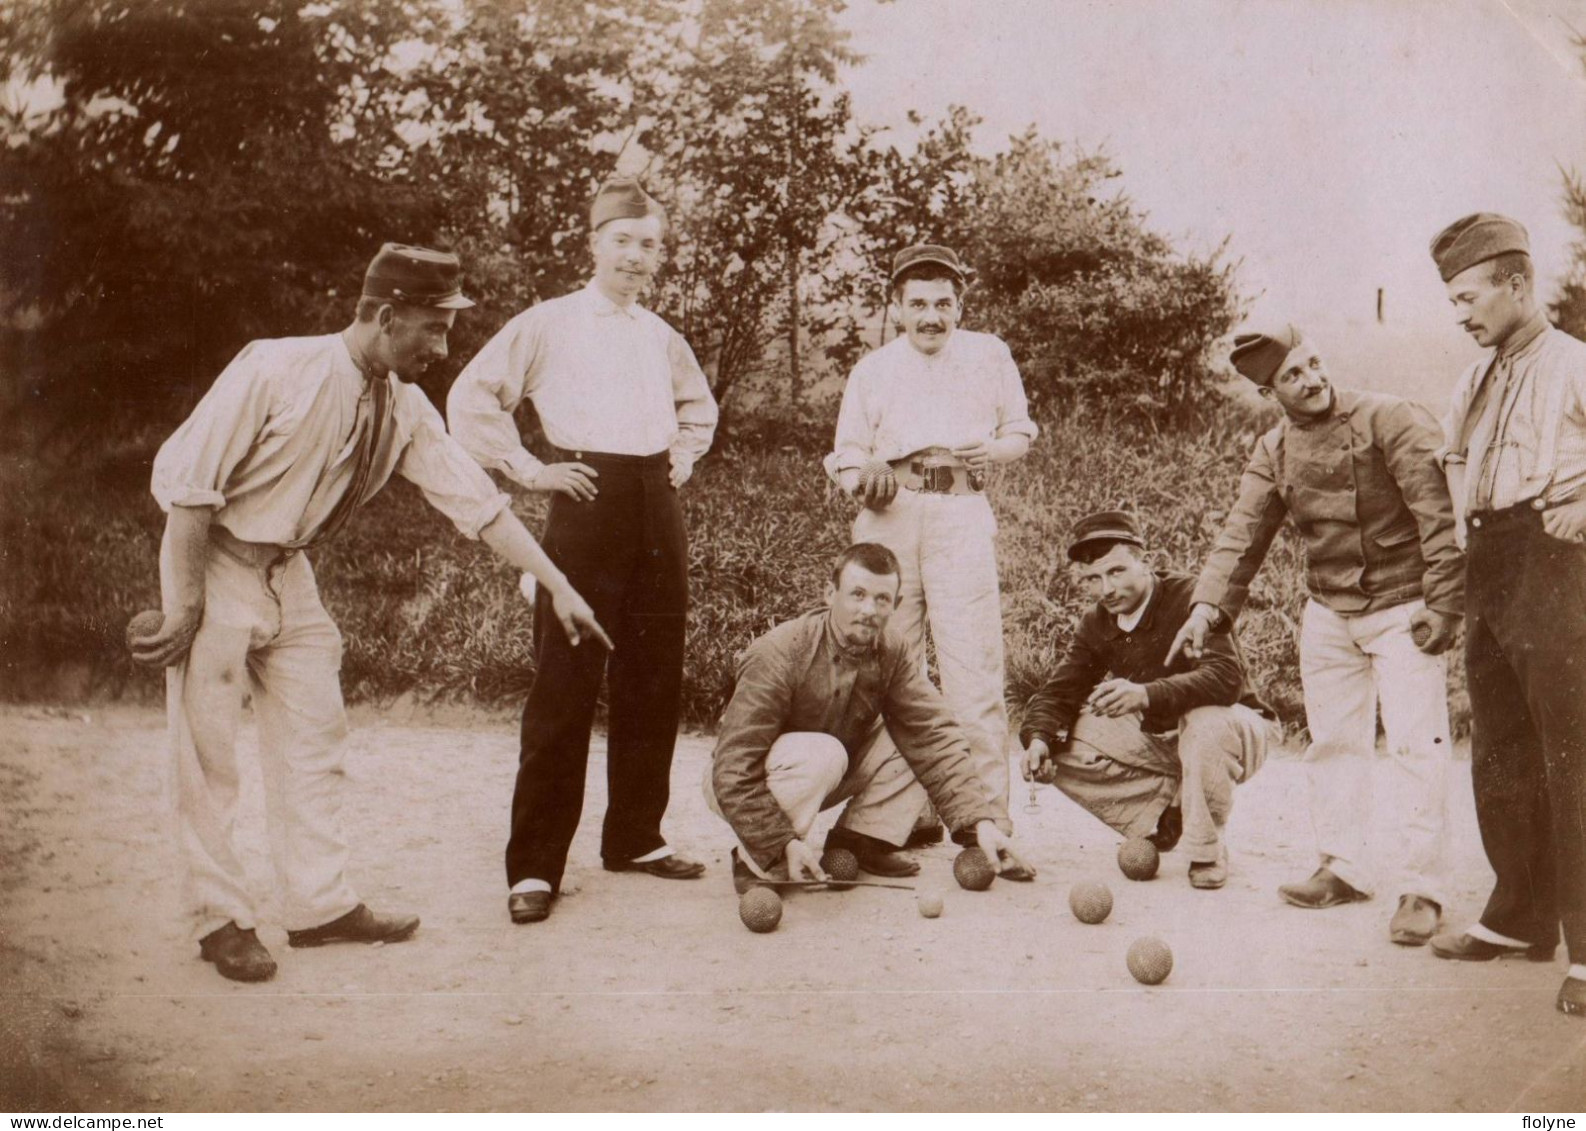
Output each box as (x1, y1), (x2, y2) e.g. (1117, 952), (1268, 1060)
(505, 450), (688, 892)
(1464, 504), (1586, 962)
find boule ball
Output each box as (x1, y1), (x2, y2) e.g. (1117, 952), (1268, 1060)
(1068, 881), (1113, 924)
(917, 891), (944, 919)
(820, 847), (860, 888)
(1126, 936), (1174, 985)
(738, 887), (783, 934)
(953, 847), (996, 892)
(125, 609), (165, 650)
(1117, 837), (1160, 881)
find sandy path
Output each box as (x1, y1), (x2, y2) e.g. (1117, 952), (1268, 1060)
(2, 704), (1582, 1112)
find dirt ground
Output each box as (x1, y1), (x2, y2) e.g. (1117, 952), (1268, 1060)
(2, 703), (1582, 1114)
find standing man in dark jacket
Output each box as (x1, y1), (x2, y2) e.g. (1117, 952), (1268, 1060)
(1427, 213), (1586, 1017)
(1019, 512), (1274, 890)
(1168, 325), (1464, 945)
(706, 543), (1031, 889)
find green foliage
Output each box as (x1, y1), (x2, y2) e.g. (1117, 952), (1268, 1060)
(1552, 163), (1586, 342)
(0, 414), (1471, 737)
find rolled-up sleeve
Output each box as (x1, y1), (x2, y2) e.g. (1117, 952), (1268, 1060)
(447, 310), (547, 487)
(393, 386), (513, 541)
(151, 341), (276, 512)
(668, 329), (718, 467)
(1192, 431), (1288, 622)
(993, 339), (1039, 442)
(711, 639), (801, 869)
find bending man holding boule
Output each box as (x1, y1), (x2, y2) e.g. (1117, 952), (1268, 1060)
(133, 244), (610, 984)
(825, 244), (1036, 873)
(706, 543), (1031, 893)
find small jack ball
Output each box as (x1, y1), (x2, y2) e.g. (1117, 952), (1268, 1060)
(820, 847), (860, 886)
(1068, 881), (1113, 924)
(953, 847), (996, 891)
(917, 891), (944, 918)
(1126, 936), (1174, 985)
(1117, 837), (1160, 881)
(738, 887), (783, 933)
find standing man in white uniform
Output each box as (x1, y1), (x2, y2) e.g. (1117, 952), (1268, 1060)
(135, 245), (609, 983)
(449, 178), (719, 926)
(825, 245), (1036, 876)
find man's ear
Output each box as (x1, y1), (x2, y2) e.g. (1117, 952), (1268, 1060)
(825, 580), (838, 607)
(375, 303), (396, 332)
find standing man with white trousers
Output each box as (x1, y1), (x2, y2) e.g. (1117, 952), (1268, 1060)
(825, 245), (1036, 877)
(1169, 324), (1464, 946)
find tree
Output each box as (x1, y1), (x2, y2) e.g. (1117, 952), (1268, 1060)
(0, 0), (444, 418)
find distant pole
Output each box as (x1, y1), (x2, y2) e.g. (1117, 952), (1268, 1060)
(1377, 287), (1385, 324)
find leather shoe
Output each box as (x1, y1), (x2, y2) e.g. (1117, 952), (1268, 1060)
(1558, 976), (1586, 1017)
(508, 891), (551, 924)
(1147, 805), (1183, 854)
(286, 903), (420, 948)
(1388, 894), (1441, 946)
(1429, 931), (1555, 962)
(1279, 867), (1368, 909)
(603, 853), (706, 879)
(199, 922), (276, 983)
(1188, 847), (1227, 890)
(904, 821), (945, 849)
(855, 844), (920, 878)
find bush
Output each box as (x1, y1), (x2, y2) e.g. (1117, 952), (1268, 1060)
(0, 405), (1470, 738)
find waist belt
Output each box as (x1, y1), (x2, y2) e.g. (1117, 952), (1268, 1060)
(553, 447), (670, 476)
(211, 525), (294, 568)
(890, 448), (985, 495)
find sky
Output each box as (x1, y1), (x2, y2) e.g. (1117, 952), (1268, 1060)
(838, 0), (1586, 398)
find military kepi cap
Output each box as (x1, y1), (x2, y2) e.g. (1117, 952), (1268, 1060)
(590, 176), (666, 230)
(1067, 509), (1146, 562)
(362, 244), (474, 309)
(1429, 213), (1530, 282)
(891, 244), (971, 287)
(1229, 324), (1304, 387)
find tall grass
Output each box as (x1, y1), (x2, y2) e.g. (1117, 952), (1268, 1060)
(0, 411), (1469, 735)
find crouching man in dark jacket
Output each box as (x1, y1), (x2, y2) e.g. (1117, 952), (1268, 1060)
(705, 542), (1033, 891)
(1019, 511), (1275, 890)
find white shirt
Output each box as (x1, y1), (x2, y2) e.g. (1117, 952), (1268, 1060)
(1441, 319), (1586, 512)
(827, 330), (1038, 475)
(151, 335), (511, 546)
(447, 283), (719, 485)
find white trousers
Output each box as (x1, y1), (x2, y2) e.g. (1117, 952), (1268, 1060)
(852, 490), (1011, 830)
(162, 530), (359, 941)
(1298, 598), (1453, 905)
(703, 730), (927, 877)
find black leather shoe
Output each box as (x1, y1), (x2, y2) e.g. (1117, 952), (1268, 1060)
(904, 821), (945, 849)
(286, 903), (420, 948)
(1558, 976), (1586, 1017)
(1388, 895), (1441, 946)
(855, 845), (920, 877)
(1429, 931), (1555, 962)
(997, 858), (1037, 882)
(1279, 867), (1369, 909)
(603, 853), (706, 879)
(1147, 805), (1183, 854)
(199, 922), (276, 983)
(508, 891), (551, 924)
